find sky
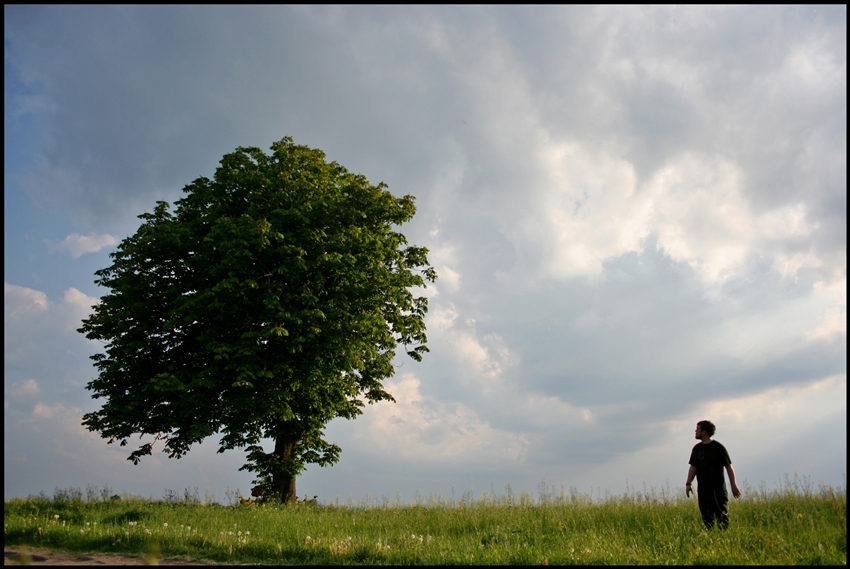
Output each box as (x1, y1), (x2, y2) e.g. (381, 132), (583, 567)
(4, 5), (846, 505)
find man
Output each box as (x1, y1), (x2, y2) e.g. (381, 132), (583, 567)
(686, 420), (741, 529)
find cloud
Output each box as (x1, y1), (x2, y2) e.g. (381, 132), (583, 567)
(5, 283), (100, 410)
(354, 374), (529, 464)
(527, 142), (648, 281)
(61, 287), (100, 326)
(46, 233), (119, 258)
(8, 379), (41, 398)
(808, 275), (848, 340)
(4, 283), (98, 338)
(646, 156), (824, 289)
(32, 401), (60, 420)
(4, 282), (50, 317)
(561, 373), (847, 496)
(3, 6), (845, 502)
(4, 398), (255, 500)
(437, 265), (461, 292)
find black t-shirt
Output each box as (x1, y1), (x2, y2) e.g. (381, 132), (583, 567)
(689, 440), (731, 492)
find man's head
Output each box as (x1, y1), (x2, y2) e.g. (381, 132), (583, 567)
(695, 420), (716, 439)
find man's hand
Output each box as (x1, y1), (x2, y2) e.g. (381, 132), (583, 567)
(731, 483), (741, 499)
(685, 483), (693, 498)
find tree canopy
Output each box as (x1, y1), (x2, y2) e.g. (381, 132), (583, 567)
(79, 137), (436, 501)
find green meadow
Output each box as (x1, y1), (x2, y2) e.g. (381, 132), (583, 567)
(4, 475), (845, 565)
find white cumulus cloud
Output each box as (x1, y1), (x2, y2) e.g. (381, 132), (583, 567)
(47, 232), (118, 258)
(9, 379), (41, 398)
(355, 373), (529, 464)
(4, 283), (49, 318)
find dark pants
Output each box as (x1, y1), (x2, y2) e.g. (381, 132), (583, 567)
(697, 488), (729, 529)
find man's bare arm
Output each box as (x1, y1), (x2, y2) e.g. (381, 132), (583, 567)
(686, 465), (697, 497)
(726, 464), (741, 498)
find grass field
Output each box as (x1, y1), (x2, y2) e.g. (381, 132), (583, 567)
(4, 475), (846, 565)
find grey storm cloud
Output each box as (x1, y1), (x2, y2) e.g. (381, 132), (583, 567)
(4, 5), (845, 501)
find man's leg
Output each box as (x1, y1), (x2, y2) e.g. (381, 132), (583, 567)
(698, 490), (728, 529)
(714, 492), (729, 529)
(697, 492), (715, 529)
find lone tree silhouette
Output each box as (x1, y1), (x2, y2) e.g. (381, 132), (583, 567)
(79, 137), (436, 502)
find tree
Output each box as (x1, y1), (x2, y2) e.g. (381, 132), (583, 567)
(79, 137), (436, 503)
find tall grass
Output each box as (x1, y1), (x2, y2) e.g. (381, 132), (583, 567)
(4, 475), (845, 565)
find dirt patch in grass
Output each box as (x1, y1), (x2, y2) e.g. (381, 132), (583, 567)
(4, 548), (223, 565)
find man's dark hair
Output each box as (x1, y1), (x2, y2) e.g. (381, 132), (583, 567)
(697, 420), (716, 437)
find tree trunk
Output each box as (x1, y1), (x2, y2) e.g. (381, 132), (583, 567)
(273, 470), (296, 504)
(272, 431), (301, 503)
